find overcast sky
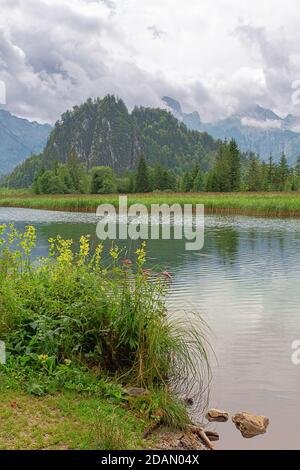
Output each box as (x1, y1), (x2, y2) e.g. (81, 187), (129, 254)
(1, 0), (300, 123)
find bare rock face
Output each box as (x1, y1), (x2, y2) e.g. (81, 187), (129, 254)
(232, 412), (269, 438)
(205, 408), (229, 422)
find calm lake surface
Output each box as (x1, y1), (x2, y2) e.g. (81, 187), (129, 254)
(1, 206), (300, 450)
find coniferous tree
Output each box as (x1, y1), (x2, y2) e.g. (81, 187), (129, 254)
(153, 164), (165, 190)
(229, 139), (241, 191)
(210, 141), (232, 192)
(128, 173), (135, 193)
(267, 154), (275, 190)
(294, 156), (300, 178)
(192, 163), (201, 181)
(260, 161), (269, 191)
(67, 148), (81, 190)
(165, 169), (177, 191)
(245, 155), (262, 191)
(135, 155), (150, 193)
(180, 171), (193, 192)
(192, 169), (204, 192)
(277, 153), (289, 191)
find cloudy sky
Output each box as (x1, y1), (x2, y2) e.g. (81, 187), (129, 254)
(1, 0), (300, 123)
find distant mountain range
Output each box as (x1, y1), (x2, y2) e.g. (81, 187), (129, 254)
(0, 109), (52, 174)
(162, 96), (300, 164)
(3, 94), (300, 185)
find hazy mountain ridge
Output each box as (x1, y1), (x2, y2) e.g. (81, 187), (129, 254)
(0, 109), (52, 174)
(162, 97), (300, 164)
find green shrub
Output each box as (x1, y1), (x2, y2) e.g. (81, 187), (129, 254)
(0, 225), (210, 419)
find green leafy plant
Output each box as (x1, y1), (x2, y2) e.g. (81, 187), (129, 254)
(0, 225), (210, 429)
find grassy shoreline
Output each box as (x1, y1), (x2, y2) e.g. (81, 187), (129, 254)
(0, 225), (210, 450)
(1, 192), (300, 217)
(0, 383), (145, 450)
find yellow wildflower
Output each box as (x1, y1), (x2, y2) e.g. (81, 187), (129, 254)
(38, 354), (49, 362)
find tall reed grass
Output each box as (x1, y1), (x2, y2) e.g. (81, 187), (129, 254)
(1, 192), (300, 217)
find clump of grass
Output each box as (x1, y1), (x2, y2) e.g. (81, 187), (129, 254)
(127, 388), (190, 430)
(0, 224), (210, 429)
(92, 413), (137, 450)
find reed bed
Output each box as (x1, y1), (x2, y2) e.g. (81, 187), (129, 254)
(1, 192), (300, 217)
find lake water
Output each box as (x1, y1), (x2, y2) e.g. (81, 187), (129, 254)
(1, 206), (300, 449)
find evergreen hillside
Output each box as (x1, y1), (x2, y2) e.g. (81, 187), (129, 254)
(7, 95), (219, 188)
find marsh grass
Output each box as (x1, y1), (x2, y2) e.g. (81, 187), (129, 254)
(1, 191), (300, 217)
(0, 188), (32, 197)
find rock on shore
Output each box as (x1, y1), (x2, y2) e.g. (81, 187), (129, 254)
(232, 412), (269, 438)
(205, 408), (229, 422)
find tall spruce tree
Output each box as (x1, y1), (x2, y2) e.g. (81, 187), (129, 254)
(67, 148), (81, 191)
(294, 156), (300, 178)
(135, 154), (150, 193)
(277, 152), (289, 190)
(229, 139), (241, 191)
(268, 154), (275, 190)
(181, 171), (193, 192)
(211, 141), (231, 192)
(192, 169), (204, 192)
(245, 155), (262, 191)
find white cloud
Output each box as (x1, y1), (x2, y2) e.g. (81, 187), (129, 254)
(0, 0), (300, 123)
(241, 117), (282, 130)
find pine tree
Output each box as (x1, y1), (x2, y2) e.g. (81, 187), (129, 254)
(153, 164), (165, 190)
(268, 154), (275, 190)
(260, 161), (269, 191)
(192, 163), (201, 181)
(294, 156), (300, 178)
(211, 141), (231, 192)
(135, 155), (150, 193)
(128, 173), (135, 193)
(229, 139), (241, 191)
(181, 172), (193, 192)
(245, 155), (262, 191)
(67, 148), (81, 191)
(277, 152), (289, 191)
(164, 169), (177, 191)
(192, 169), (203, 192)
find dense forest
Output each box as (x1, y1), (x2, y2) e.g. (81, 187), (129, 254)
(3, 95), (300, 194)
(30, 142), (300, 195)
